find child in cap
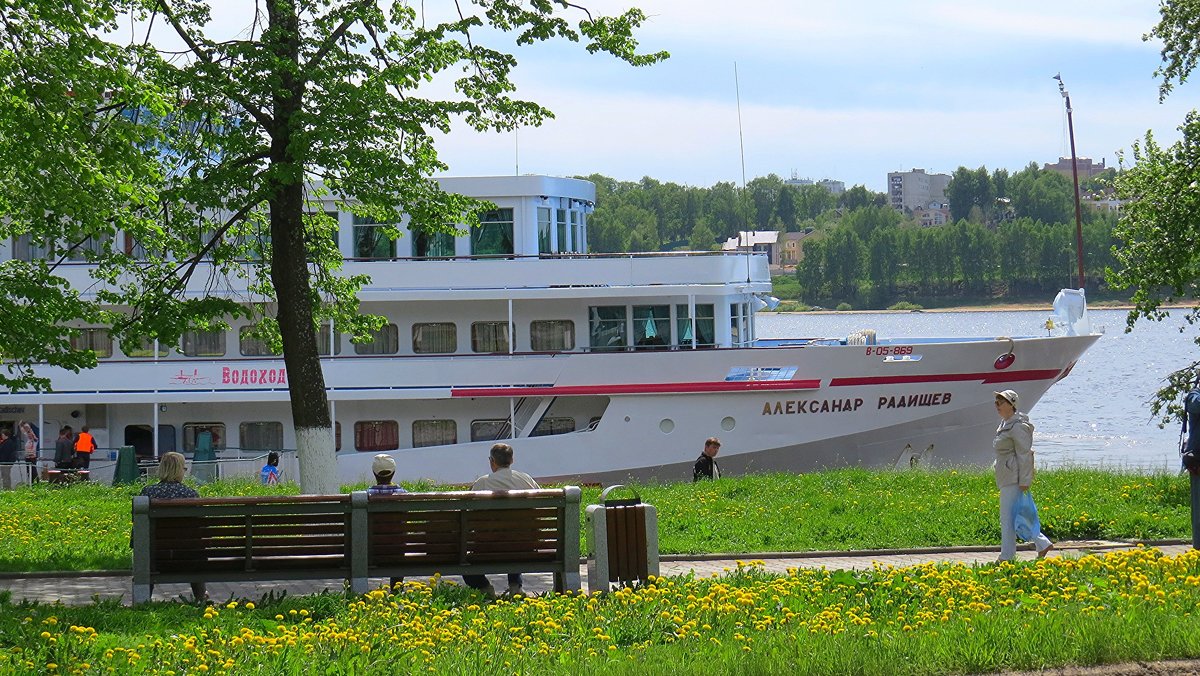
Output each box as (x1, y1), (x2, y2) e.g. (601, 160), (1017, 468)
(367, 454), (406, 496)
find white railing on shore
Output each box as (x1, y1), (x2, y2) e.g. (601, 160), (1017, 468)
(1, 449), (299, 488)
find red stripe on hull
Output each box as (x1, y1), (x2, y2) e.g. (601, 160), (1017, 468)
(452, 379), (823, 397)
(829, 368), (1063, 387)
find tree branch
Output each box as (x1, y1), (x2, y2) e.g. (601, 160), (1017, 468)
(155, 0), (274, 129)
(304, 1), (370, 72)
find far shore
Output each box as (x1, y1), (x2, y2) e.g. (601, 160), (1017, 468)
(771, 300), (1161, 315)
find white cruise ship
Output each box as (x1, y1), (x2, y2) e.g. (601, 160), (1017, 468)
(0, 175), (1100, 485)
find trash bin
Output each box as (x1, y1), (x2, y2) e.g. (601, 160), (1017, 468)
(585, 485), (659, 594)
(191, 431), (218, 484)
(112, 445), (138, 486)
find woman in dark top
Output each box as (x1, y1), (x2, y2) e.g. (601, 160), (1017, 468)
(139, 452), (205, 601)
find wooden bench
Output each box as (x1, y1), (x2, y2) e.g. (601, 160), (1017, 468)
(131, 487), (581, 604)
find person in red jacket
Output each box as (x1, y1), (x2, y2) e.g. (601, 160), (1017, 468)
(74, 426), (97, 469)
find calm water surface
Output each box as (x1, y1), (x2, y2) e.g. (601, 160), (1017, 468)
(757, 308), (1195, 471)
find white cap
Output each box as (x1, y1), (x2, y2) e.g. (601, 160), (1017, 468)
(994, 389), (1019, 408)
(371, 454), (396, 476)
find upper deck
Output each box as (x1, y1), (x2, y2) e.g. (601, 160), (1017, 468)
(2, 174), (771, 301)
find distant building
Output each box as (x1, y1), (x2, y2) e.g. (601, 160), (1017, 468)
(723, 230), (817, 271)
(912, 203), (951, 227)
(816, 179), (845, 195)
(1043, 157), (1106, 180)
(784, 176), (845, 195)
(887, 168), (950, 212)
(776, 230), (817, 267)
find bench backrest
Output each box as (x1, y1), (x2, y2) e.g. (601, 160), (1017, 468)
(133, 495), (352, 575)
(362, 489), (573, 569)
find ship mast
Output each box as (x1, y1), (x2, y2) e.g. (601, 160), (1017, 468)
(1054, 73), (1086, 290)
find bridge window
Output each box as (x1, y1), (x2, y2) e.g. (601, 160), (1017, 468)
(633, 305), (669, 350)
(588, 306), (627, 352)
(676, 304), (715, 348)
(352, 214), (396, 259)
(239, 327), (280, 356)
(471, 208), (513, 256)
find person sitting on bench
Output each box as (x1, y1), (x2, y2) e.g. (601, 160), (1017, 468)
(462, 443), (539, 597)
(138, 452), (206, 602)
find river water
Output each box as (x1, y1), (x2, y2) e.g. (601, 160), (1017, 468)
(757, 308), (1195, 471)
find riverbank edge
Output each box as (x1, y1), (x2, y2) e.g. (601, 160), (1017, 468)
(1, 538), (1187, 581)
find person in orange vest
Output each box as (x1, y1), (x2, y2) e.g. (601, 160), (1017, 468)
(74, 426), (97, 469)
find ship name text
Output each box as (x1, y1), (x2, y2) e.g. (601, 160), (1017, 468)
(762, 391), (953, 415)
(222, 367), (288, 385)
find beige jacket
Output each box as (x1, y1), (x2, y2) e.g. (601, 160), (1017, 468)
(471, 467), (540, 491)
(993, 411), (1035, 488)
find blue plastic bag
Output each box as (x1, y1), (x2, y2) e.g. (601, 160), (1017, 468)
(1013, 491), (1041, 541)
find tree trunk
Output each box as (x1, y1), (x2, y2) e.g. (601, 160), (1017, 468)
(268, 0), (337, 494)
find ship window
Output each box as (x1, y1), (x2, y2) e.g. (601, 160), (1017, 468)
(352, 214), (397, 259)
(316, 323), (342, 356)
(123, 336), (169, 358)
(412, 322), (457, 354)
(354, 420), (399, 452)
(239, 326), (281, 356)
(183, 423), (226, 452)
(70, 329), (113, 359)
(411, 229), (455, 258)
(588, 305), (628, 352)
(675, 304), (715, 348)
(537, 207), (552, 254)
(633, 305), (670, 350)
(471, 419), (509, 442)
(530, 320), (575, 351)
(239, 422), (284, 451)
(336, 421), (341, 451)
(471, 321), (510, 353)
(182, 329), (227, 357)
(11, 233), (49, 262)
(531, 417), (575, 437)
(413, 420), (456, 448)
(305, 211), (340, 255)
(556, 208), (570, 253)
(471, 208), (514, 257)
(354, 323), (399, 355)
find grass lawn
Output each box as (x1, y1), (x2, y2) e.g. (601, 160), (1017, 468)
(0, 467), (1191, 572)
(2, 548), (1199, 674)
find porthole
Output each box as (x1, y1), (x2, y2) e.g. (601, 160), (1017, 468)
(721, 416), (736, 431)
(659, 419), (675, 434)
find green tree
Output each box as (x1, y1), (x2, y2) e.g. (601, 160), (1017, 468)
(747, 174), (782, 230)
(945, 166), (994, 224)
(796, 238), (825, 302)
(775, 185), (798, 231)
(0, 0), (665, 492)
(822, 227), (865, 301)
(688, 222), (719, 251)
(839, 185), (882, 211)
(1007, 164), (1074, 225)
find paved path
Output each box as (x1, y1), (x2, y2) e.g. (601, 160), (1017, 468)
(1, 541), (1190, 606)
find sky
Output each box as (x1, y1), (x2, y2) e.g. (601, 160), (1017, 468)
(199, 1), (1195, 192)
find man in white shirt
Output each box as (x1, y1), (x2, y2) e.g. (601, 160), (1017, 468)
(463, 443), (539, 596)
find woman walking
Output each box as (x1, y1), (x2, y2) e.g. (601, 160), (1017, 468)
(993, 389), (1053, 561)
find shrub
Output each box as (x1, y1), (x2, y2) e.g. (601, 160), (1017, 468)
(888, 301), (925, 311)
(835, 302), (852, 311)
